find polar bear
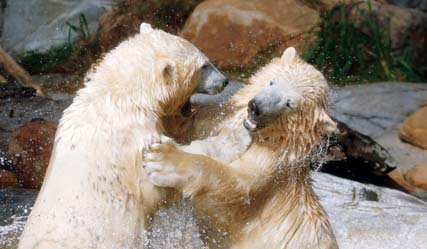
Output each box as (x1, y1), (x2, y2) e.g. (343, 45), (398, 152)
(18, 23), (228, 249)
(145, 47), (339, 249)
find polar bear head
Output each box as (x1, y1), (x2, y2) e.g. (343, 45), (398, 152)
(237, 47), (336, 135)
(88, 23), (227, 118)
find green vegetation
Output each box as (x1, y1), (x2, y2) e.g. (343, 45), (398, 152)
(18, 14), (92, 74)
(303, 1), (426, 84)
(17, 43), (73, 74)
(65, 14), (91, 43)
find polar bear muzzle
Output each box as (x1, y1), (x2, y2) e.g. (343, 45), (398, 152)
(244, 86), (296, 132)
(181, 63), (228, 117)
(195, 63), (228, 95)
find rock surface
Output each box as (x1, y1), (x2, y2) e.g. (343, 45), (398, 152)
(0, 82), (72, 135)
(405, 163), (427, 196)
(95, 0), (203, 54)
(0, 169), (19, 188)
(331, 82), (427, 172)
(181, 0), (426, 74)
(181, 0), (319, 73)
(399, 107), (427, 149)
(1, 0), (113, 55)
(314, 172), (427, 249)
(8, 120), (57, 189)
(1, 172), (426, 249)
(0, 81), (72, 189)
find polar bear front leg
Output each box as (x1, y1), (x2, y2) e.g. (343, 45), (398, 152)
(144, 141), (201, 188)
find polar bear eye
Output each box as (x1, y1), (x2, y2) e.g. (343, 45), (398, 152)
(269, 81), (274, 86)
(201, 64), (209, 69)
(286, 99), (293, 109)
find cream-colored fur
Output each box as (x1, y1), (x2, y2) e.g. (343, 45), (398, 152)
(145, 48), (339, 249)
(18, 23), (222, 249)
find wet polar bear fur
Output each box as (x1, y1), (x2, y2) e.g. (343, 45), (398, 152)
(145, 47), (339, 249)
(18, 23), (228, 249)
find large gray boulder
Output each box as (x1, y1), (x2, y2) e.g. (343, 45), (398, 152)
(314, 172), (427, 249)
(152, 172), (427, 249)
(330, 82), (427, 172)
(0, 0), (113, 55)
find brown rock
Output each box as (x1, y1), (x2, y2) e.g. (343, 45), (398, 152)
(96, 0), (204, 54)
(180, 0), (388, 74)
(405, 163), (427, 191)
(8, 119), (57, 189)
(399, 107), (427, 149)
(387, 168), (416, 193)
(0, 169), (19, 188)
(181, 0), (320, 74)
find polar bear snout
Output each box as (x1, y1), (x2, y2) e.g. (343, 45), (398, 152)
(248, 94), (294, 118)
(244, 86), (297, 132)
(195, 63), (228, 95)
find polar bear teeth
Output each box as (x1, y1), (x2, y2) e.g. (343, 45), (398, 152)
(243, 118), (258, 131)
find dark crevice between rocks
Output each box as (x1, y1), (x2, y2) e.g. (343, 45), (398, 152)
(313, 118), (400, 190)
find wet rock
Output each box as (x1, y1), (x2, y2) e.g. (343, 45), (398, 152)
(0, 170), (19, 188)
(0, 81), (36, 99)
(331, 82), (427, 172)
(377, 128), (427, 173)
(0, 81), (72, 135)
(387, 168), (416, 193)
(314, 171), (427, 249)
(95, 0), (204, 54)
(8, 119), (57, 189)
(181, 0), (320, 73)
(399, 107), (427, 149)
(32, 73), (83, 96)
(405, 163), (427, 194)
(1, 0), (114, 55)
(318, 118), (398, 185)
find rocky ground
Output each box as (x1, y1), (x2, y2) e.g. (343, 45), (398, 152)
(330, 82), (427, 197)
(331, 82), (427, 172)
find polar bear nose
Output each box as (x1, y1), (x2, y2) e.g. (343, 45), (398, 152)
(248, 99), (260, 117)
(222, 79), (229, 88)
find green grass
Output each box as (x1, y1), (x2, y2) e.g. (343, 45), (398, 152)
(303, 1), (426, 84)
(17, 14), (93, 74)
(17, 43), (74, 74)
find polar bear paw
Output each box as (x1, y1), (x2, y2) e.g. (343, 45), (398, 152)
(144, 138), (193, 188)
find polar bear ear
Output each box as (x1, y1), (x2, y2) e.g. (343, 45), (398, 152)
(319, 110), (337, 134)
(280, 47), (299, 64)
(140, 22), (154, 34)
(158, 59), (177, 85)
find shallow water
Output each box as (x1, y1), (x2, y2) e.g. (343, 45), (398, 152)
(0, 188), (37, 249)
(2, 173), (427, 249)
